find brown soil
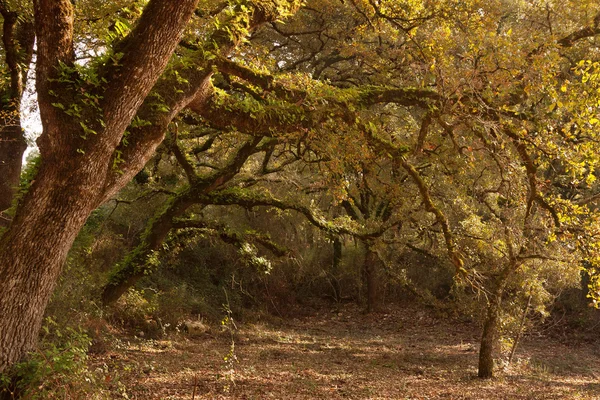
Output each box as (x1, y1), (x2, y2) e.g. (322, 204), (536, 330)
(95, 302), (600, 399)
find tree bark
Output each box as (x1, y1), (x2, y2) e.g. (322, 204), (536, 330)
(0, 123), (27, 212)
(0, 0), (301, 373)
(0, 161), (109, 372)
(478, 291), (502, 378)
(478, 273), (509, 378)
(0, 7), (35, 212)
(0, 0), (199, 373)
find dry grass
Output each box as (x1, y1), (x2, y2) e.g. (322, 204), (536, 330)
(94, 302), (600, 399)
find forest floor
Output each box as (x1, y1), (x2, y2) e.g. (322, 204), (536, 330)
(95, 301), (600, 399)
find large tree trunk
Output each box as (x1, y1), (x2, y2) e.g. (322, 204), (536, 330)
(0, 0), (200, 373)
(0, 161), (106, 372)
(0, 0), (301, 374)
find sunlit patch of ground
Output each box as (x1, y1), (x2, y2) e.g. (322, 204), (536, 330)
(94, 302), (600, 399)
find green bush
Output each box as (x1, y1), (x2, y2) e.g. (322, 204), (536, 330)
(108, 288), (158, 329)
(0, 318), (109, 400)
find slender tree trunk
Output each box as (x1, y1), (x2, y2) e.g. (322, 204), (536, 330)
(331, 236), (342, 301)
(478, 292), (502, 378)
(364, 244), (382, 313)
(0, 124), (27, 211)
(0, 9), (35, 212)
(478, 273), (509, 378)
(580, 262), (591, 305)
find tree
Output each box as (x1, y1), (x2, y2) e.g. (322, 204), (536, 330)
(254, 0), (600, 377)
(0, 0), (303, 373)
(297, 0), (600, 378)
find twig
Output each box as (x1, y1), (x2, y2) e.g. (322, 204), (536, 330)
(0, 211), (11, 228)
(191, 374), (198, 400)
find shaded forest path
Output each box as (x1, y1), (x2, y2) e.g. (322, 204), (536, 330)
(96, 302), (600, 399)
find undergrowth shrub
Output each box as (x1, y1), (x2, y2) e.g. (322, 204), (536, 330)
(0, 318), (109, 400)
(154, 283), (205, 326)
(108, 288), (158, 329)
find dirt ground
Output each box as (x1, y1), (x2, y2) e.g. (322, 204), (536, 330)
(95, 302), (600, 399)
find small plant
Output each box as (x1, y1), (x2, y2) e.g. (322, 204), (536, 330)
(0, 317), (110, 399)
(220, 289), (238, 394)
(109, 287), (158, 329)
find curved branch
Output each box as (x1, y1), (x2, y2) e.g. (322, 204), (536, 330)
(172, 219), (288, 257)
(168, 124), (199, 183)
(400, 157), (466, 275)
(199, 187), (396, 239)
(502, 128), (561, 227)
(100, 137), (263, 304)
(557, 12), (600, 47)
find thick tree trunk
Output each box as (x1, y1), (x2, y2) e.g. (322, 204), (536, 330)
(364, 245), (382, 313)
(0, 0), (200, 374)
(0, 0), (299, 374)
(0, 161), (104, 372)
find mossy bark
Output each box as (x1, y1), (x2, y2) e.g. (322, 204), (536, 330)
(0, 0), (199, 373)
(101, 138), (262, 305)
(100, 189), (196, 305)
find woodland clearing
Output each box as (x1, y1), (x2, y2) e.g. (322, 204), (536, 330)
(95, 301), (600, 400)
